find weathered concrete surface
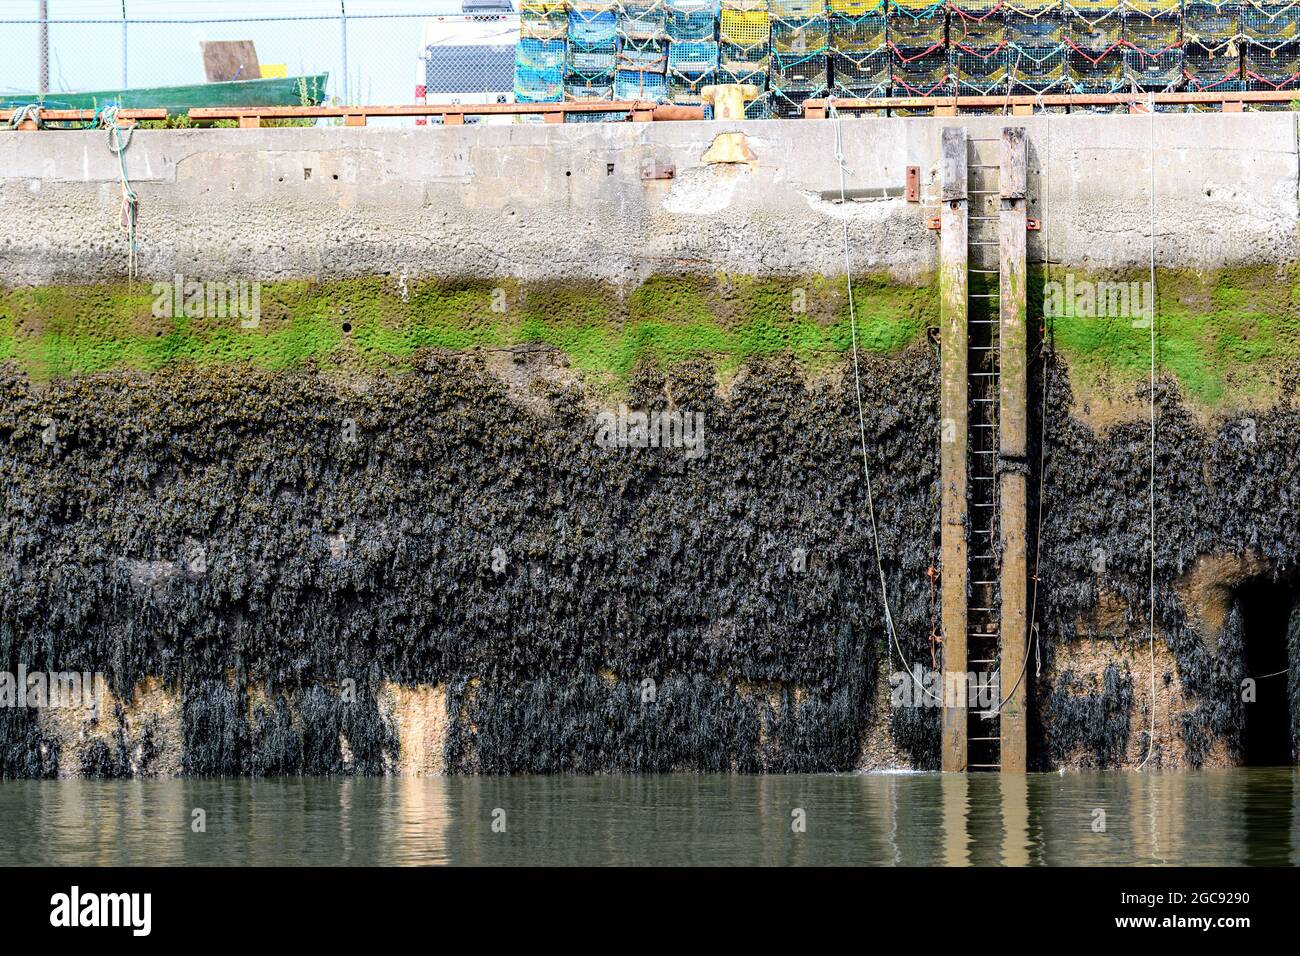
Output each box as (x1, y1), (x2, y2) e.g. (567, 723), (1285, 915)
(1, 113), (1296, 285)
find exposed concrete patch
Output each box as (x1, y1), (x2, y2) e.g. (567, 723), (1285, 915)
(859, 670), (913, 771)
(381, 683), (449, 775)
(1177, 551), (1270, 655)
(37, 675), (182, 778)
(1049, 637), (1209, 769)
(661, 163), (748, 214)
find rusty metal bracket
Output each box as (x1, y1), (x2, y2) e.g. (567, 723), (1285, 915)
(641, 163), (676, 181)
(906, 166), (920, 202)
(927, 216), (1041, 233)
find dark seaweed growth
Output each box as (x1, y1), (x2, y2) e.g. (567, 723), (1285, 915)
(1031, 346), (1300, 768)
(1290, 602), (1300, 758)
(0, 708), (57, 778)
(1045, 664), (1134, 768)
(81, 703), (158, 778)
(0, 347), (939, 775)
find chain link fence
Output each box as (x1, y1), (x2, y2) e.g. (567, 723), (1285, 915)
(0, 1), (520, 118)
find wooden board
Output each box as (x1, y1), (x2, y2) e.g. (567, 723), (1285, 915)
(201, 40), (262, 82)
(939, 125), (969, 773)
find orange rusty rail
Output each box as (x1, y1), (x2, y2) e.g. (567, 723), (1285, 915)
(0, 107), (167, 129)
(186, 102), (705, 127)
(802, 90), (1300, 117)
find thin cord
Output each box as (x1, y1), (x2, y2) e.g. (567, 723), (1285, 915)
(831, 104), (944, 706)
(1135, 92), (1158, 771)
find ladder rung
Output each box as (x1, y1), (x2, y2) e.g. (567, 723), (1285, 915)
(968, 763), (1001, 768)
(969, 737), (1000, 742)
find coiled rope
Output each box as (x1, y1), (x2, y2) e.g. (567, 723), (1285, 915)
(6, 104), (42, 129)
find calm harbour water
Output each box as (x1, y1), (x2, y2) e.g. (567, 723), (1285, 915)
(0, 769), (1296, 866)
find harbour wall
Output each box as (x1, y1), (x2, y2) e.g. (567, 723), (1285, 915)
(1, 114), (1299, 776)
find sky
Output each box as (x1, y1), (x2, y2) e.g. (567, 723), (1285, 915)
(0, 0), (510, 105)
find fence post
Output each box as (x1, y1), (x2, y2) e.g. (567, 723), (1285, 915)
(122, 1), (129, 90)
(340, 1), (350, 105)
(38, 0), (50, 94)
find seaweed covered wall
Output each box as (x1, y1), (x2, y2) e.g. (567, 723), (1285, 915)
(0, 275), (941, 777)
(1030, 265), (1300, 769)
(4, 115), (1300, 776)
(5, 264), (1300, 775)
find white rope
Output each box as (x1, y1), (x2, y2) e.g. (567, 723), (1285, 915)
(6, 103), (41, 129)
(1135, 90), (1159, 770)
(830, 102), (944, 706)
(101, 105), (139, 281)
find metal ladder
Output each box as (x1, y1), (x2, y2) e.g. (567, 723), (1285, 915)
(965, 135), (1002, 773)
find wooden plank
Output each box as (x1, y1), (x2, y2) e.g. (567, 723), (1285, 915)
(188, 101), (671, 120)
(343, 114), (367, 127)
(998, 125), (1029, 774)
(940, 125), (968, 202)
(200, 40), (262, 83)
(1000, 126), (1026, 200)
(0, 108), (167, 122)
(939, 125), (969, 773)
(238, 115), (261, 129)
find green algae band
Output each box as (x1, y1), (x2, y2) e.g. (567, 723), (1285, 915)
(0, 274), (933, 389)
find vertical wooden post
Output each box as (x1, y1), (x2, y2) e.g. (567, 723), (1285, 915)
(940, 126), (969, 773)
(998, 126), (1029, 773)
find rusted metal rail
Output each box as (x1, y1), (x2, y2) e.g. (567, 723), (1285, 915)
(803, 90), (1300, 117)
(0, 107), (167, 129)
(187, 102), (704, 127)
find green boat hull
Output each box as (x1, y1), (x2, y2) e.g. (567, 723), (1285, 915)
(0, 73), (329, 115)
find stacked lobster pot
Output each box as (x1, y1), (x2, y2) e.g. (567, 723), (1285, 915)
(1242, 0), (1300, 101)
(566, 0), (620, 103)
(667, 0), (721, 107)
(720, 0), (774, 115)
(617, 0), (671, 100)
(829, 0), (889, 98)
(1066, 0), (1125, 96)
(1123, 0), (1184, 91)
(890, 0), (954, 97)
(1183, 1), (1243, 104)
(1006, 0), (1067, 96)
(770, 0), (832, 115)
(950, 0), (1011, 95)
(515, 2), (569, 102)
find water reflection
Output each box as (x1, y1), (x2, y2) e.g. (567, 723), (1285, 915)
(0, 770), (1295, 866)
